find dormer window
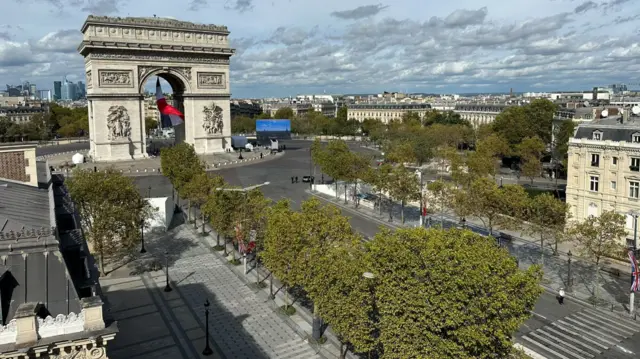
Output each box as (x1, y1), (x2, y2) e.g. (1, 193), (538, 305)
(592, 131), (603, 140)
(632, 133), (640, 143)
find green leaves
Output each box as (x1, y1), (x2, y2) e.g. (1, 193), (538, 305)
(366, 227), (543, 359)
(66, 168), (152, 273)
(569, 210), (627, 265)
(160, 143), (204, 193)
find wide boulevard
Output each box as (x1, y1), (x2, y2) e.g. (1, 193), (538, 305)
(45, 140), (640, 359)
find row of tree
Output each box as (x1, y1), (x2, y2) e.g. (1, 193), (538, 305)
(156, 143), (543, 358)
(0, 103), (89, 141)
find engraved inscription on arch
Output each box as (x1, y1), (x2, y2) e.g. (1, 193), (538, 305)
(197, 72), (225, 89)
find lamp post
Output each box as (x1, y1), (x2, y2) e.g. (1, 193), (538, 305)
(567, 250), (573, 292)
(363, 272), (378, 357)
(202, 299), (213, 356)
(140, 218), (147, 253)
(147, 186), (151, 199)
(164, 250), (172, 292)
(630, 212), (638, 315)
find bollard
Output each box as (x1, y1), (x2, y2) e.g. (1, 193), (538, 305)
(144, 169), (147, 172)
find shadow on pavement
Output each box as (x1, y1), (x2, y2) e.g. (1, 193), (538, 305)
(104, 280), (270, 359)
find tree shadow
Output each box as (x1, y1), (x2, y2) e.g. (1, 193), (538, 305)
(104, 280), (271, 359)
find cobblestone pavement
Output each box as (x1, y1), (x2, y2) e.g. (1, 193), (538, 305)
(309, 189), (640, 315)
(103, 219), (321, 359)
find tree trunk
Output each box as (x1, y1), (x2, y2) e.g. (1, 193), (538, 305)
(540, 236), (545, 267)
(201, 212), (205, 234)
(255, 250), (260, 285)
(99, 251), (105, 276)
(354, 181), (358, 208)
(223, 236), (228, 256)
(285, 285), (289, 310)
(335, 182), (339, 199)
(187, 199), (191, 221)
(378, 190), (382, 215)
(269, 274), (274, 299)
(401, 201), (405, 224)
(216, 233), (220, 247)
(312, 302), (322, 340)
(340, 343), (347, 359)
(344, 184), (348, 204)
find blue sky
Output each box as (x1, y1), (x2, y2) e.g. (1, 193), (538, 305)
(1, 0), (639, 98)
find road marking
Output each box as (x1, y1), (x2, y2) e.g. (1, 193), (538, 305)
(563, 316), (622, 341)
(556, 319), (617, 346)
(542, 326), (602, 354)
(531, 311), (547, 320)
(615, 344), (634, 355)
(522, 336), (571, 359)
(528, 331), (592, 358)
(583, 308), (640, 331)
(514, 343), (549, 359)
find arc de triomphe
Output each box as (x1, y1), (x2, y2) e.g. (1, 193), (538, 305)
(78, 15), (235, 162)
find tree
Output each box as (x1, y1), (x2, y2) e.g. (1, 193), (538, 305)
(231, 115), (256, 134)
(525, 99), (557, 145)
(345, 152), (371, 208)
(145, 116), (158, 135)
(336, 106), (348, 122)
(318, 140), (352, 201)
(457, 178), (527, 235)
(467, 134), (510, 179)
(66, 168), (152, 275)
(256, 112), (271, 119)
(160, 143), (204, 208)
(425, 179), (454, 225)
(386, 164), (420, 223)
(492, 106), (532, 149)
(551, 120), (577, 176)
(308, 243), (376, 357)
(525, 193), (570, 263)
(262, 200), (304, 308)
(366, 227), (543, 358)
(568, 211), (627, 302)
(182, 171), (220, 230)
(517, 136), (546, 184)
(274, 107), (295, 120)
(237, 189), (271, 284)
(290, 198), (361, 342)
(202, 185), (242, 256)
(365, 163), (393, 216)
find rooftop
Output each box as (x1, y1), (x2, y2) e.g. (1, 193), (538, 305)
(81, 15), (229, 34)
(0, 180), (51, 233)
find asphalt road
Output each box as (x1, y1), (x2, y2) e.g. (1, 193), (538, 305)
(36, 142), (90, 156)
(131, 140), (640, 359)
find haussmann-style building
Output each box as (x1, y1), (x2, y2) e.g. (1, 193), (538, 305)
(0, 143), (117, 358)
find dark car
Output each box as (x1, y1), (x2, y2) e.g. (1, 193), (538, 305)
(302, 175), (314, 183)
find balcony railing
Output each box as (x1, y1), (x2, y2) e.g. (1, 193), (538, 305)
(630, 165), (639, 172)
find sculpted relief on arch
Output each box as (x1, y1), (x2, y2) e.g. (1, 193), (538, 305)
(202, 104), (224, 135)
(106, 105), (131, 140)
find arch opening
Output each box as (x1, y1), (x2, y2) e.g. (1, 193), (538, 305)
(142, 72), (187, 152)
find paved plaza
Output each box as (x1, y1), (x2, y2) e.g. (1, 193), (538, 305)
(101, 217), (321, 359)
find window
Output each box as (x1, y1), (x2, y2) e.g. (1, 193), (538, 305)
(613, 157), (618, 165)
(631, 158), (640, 172)
(611, 181), (617, 190)
(633, 133), (640, 143)
(590, 176), (599, 192)
(592, 131), (602, 140)
(630, 181), (640, 199)
(591, 154), (600, 167)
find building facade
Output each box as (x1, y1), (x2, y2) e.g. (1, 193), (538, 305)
(346, 103), (432, 123)
(453, 104), (509, 127)
(230, 100), (262, 118)
(566, 115), (640, 245)
(262, 103), (312, 117)
(0, 143), (117, 358)
(53, 82), (61, 101)
(312, 102), (337, 118)
(0, 106), (47, 124)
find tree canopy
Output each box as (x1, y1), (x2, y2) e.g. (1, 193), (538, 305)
(365, 227), (543, 358)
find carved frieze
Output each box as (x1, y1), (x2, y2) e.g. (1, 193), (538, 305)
(98, 70), (133, 88)
(202, 104), (224, 135)
(49, 346), (106, 359)
(198, 72), (225, 89)
(85, 15), (229, 33)
(106, 105), (131, 140)
(0, 227), (56, 241)
(86, 70), (92, 89)
(88, 51), (230, 64)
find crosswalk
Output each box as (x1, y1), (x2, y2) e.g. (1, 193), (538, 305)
(518, 308), (640, 359)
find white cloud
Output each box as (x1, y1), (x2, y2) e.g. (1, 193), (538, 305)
(1, 0), (640, 96)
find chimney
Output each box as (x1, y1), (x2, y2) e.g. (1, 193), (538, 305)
(0, 144), (38, 186)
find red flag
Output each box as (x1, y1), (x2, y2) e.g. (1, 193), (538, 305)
(156, 78), (184, 126)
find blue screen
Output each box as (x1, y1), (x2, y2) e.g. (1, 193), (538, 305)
(256, 119), (291, 132)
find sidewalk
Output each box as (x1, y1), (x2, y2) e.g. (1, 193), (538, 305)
(101, 215), (323, 359)
(309, 189), (640, 317)
(48, 150), (282, 176)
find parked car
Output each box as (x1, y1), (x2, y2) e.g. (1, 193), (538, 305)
(302, 175), (314, 183)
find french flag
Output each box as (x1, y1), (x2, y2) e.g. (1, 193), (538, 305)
(156, 78), (184, 127)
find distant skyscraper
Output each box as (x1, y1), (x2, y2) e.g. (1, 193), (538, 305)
(53, 81), (62, 100)
(61, 76), (77, 101)
(29, 84), (37, 96)
(76, 81), (86, 99)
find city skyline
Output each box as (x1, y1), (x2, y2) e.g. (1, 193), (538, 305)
(0, 0), (639, 98)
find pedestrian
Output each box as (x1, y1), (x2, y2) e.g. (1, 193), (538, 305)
(295, 176), (298, 183)
(260, 152), (263, 159)
(291, 176), (294, 184)
(558, 288), (565, 305)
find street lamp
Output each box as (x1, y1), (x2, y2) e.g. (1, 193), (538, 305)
(567, 250), (573, 292)
(202, 299), (213, 356)
(140, 218), (147, 253)
(147, 186), (151, 199)
(164, 250), (172, 292)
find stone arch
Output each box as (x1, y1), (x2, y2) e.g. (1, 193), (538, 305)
(78, 15), (234, 162)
